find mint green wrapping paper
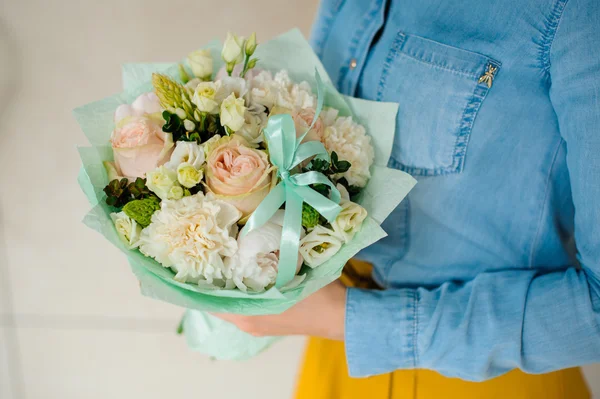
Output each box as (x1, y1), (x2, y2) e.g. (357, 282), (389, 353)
(75, 29), (416, 359)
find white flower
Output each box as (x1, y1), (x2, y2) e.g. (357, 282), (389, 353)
(177, 162), (203, 188)
(237, 104), (267, 147)
(220, 93), (246, 132)
(215, 76), (248, 104)
(165, 141), (205, 171)
(114, 92), (162, 123)
(192, 81), (220, 114)
(222, 32), (245, 65)
(335, 183), (350, 201)
(299, 225), (343, 268)
(289, 80), (316, 109)
(322, 116), (374, 187)
(146, 165), (178, 200)
(245, 32), (257, 56)
(110, 211), (142, 249)
(184, 78), (202, 91)
(223, 210), (303, 291)
(139, 193), (242, 284)
(331, 200), (367, 243)
(168, 185), (183, 200)
(248, 70), (315, 111)
(319, 107), (339, 127)
(249, 70), (293, 109)
(187, 49), (213, 79)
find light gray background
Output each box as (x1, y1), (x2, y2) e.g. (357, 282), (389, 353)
(0, 0), (598, 397)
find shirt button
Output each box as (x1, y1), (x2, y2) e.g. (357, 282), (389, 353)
(349, 58), (357, 70)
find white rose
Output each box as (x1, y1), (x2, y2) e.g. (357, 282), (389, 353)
(222, 32), (245, 65)
(110, 211), (142, 249)
(165, 141), (205, 171)
(192, 81), (220, 114)
(146, 165), (178, 200)
(177, 162), (203, 188)
(299, 225), (343, 268)
(220, 93), (246, 132)
(187, 49), (213, 79)
(330, 201), (367, 243)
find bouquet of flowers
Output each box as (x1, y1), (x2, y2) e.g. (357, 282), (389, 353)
(76, 30), (416, 359)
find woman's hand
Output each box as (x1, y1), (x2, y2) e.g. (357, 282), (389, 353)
(212, 280), (347, 340)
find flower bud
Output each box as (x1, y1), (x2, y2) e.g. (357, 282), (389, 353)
(222, 32), (245, 65)
(247, 58), (258, 70)
(187, 49), (213, 80)
(175, 108), (186, 119)
(183, 119), (195, 132)
(245, 32), (257, 56)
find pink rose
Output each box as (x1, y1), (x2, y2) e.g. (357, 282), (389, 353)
(110, 116), (174, 179)
(292, 108), (324, 143)
(205, 135), (274, 219)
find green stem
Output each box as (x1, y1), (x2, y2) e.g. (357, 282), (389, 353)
(240, 53), (250, 79)
(200, 113), (206, 131)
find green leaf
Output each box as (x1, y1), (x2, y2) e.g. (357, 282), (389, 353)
(331, 151), (338, 164)
(335, 160), (351, 173)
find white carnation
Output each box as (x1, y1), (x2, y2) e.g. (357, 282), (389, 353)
(249, 70), (292, 110)
(139, 193), (242, 285)
(248, 70), (315, 111)
(323, 116), (374, 187)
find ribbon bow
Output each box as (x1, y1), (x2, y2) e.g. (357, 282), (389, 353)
(241, 72), (342, 287)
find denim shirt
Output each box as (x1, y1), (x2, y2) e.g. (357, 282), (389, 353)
(311, 0), (600, 380)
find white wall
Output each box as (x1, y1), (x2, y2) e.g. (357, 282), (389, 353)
(0, 0), (597, 397)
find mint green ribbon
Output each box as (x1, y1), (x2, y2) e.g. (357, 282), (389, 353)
(241, 72), (342, 287)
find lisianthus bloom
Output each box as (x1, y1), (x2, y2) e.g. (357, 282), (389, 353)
(139, 192), (241, 284)
(164, 141), (205, 171)
(109, 92), (173, 179)
(236, 103), (267, 147)
(224, 210), (303, 292)
(146, 166), (181, 201)
(205, 135), (275, 219)
(192, 81), (220, 114)
(110, 211), (142, 249)
(330, 200), (367, 243)
(299, 225), (343, 268)
(220, 93), (246, 132)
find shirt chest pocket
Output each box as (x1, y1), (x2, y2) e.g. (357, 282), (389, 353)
(378, 32), (501, 176)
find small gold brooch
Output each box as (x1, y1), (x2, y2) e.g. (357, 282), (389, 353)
(478, 64), (497, 88)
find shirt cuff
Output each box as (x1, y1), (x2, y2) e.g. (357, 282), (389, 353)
(345, 287), (418, 377)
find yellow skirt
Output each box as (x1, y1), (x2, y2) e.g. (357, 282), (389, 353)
(295, 261), (590, 399)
